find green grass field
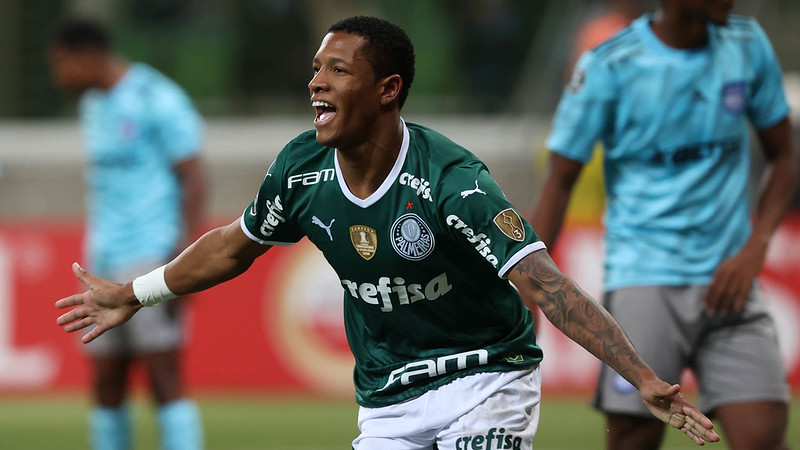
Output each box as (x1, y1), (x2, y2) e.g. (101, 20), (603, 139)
(0, 394), (797, 449)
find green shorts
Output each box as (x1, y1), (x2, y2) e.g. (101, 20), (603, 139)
(593, 284), (789, 416)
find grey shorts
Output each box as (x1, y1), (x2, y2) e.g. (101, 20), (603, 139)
(593, 285), (789, 416)
(84, 260), (185, 357)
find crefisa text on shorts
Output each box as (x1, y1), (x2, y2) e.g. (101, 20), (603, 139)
(455, 427), (522, 450)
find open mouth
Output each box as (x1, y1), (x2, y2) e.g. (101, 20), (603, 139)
(312, 101), (337, 126)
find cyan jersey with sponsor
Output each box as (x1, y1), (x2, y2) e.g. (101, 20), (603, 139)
(547, 14), (789, 291)
(80, 63), (203, 274)
(242, 121), (544, 408)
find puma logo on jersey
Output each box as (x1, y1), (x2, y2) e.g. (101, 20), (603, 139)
(340, 272), (452, 313)
(399, 172), (434, 202)
(259, 195), (286, 237)
(460, 180), (487, 198)
(379, 348), (488, 391)
(446, 215), (499, 267)
(311, 216), (335, 241)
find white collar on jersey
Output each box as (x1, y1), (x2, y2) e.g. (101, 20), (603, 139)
(334, 118), (410, 209)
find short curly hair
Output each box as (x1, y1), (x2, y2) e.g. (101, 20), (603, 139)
(328, 16), (415, 109)
(52, 18), (111, 51)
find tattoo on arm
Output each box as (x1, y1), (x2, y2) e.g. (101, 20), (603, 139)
(513, 253), (651, 387)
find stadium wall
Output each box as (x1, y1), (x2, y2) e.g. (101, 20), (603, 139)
(0, 117), (545, 218)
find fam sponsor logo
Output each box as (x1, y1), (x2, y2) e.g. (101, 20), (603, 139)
(391, 213), (435, 261)
(379, 348), (488, 391)
(287, 168), (335, 188)
(456, 428), (523, 450)
(341, 272), (452, 313)
(399, 172), (434, 202)
(446, 214), (499, 267)
(259, 194), (286, 237)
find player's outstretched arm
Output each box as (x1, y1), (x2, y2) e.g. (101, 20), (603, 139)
(56, 218), (270, 343)
(508, 250), (720, 446)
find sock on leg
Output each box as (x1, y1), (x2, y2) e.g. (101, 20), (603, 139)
(90, 405), (131, 450)
(157, 399), (203, 450)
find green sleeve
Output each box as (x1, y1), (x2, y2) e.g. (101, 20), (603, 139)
(438, 162), (545, 278)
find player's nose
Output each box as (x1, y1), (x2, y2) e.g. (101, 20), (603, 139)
(308, 71), (329, 94)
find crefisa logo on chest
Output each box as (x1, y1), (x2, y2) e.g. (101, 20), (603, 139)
(391, 213), (435, 261)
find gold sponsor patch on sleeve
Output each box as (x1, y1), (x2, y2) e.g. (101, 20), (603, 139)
(493, 208), (525, 242)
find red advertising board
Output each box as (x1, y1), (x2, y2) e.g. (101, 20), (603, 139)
(1, 215), (799, 395)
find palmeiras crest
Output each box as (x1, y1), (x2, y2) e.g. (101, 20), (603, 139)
(390, 213), (435, 261)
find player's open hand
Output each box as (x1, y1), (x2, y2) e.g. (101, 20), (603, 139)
(640, 380), (720, 446)
(55, 263), (141, 343)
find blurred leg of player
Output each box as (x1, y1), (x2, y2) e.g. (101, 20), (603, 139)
(595, 286), (789, 450)
(86, 262), (202, 450)
(694, 288), (789, 450)
(715, 402), (789, 450)
(144, 348), (203, 450)
(91, 355), (132, 450)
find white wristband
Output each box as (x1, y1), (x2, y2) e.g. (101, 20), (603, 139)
(132, 265), (177, 306)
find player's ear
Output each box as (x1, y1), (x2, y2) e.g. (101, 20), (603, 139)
(378, 74), (402, 107)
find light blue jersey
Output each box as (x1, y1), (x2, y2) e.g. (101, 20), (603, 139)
(79, 63), (203, 274)
(547, 15), (789, 291)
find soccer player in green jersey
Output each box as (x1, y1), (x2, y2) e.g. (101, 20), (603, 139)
(56, 16), (719, 449)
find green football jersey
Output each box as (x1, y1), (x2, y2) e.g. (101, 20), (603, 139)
(242, 121), (544, 408)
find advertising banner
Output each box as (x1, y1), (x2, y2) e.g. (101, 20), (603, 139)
(1, 216), (798, 395)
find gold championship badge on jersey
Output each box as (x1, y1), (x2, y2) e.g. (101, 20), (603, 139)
(350, 225), (378, 260)
(493, 208), (525, 242)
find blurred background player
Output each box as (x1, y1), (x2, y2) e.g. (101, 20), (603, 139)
(49, 19), (205, 450)
(533, 0), (798, 449)
(522, 0), (641, 323)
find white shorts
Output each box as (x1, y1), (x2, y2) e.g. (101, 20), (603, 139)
(353, 367), (541, 450)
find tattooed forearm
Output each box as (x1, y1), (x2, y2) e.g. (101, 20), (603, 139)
(511, 252), (653, 388)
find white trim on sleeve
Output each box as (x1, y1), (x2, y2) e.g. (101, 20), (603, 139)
(498, 241), (547, 279)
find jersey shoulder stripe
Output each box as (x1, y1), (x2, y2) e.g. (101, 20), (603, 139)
(726, 14), (758, 29)
(406, 122), (486, 173)
(279, 129), (329, 167)
(284, 129), (321, 151)
(713, 15), (762, 41)
(590, 26), (640, 62)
